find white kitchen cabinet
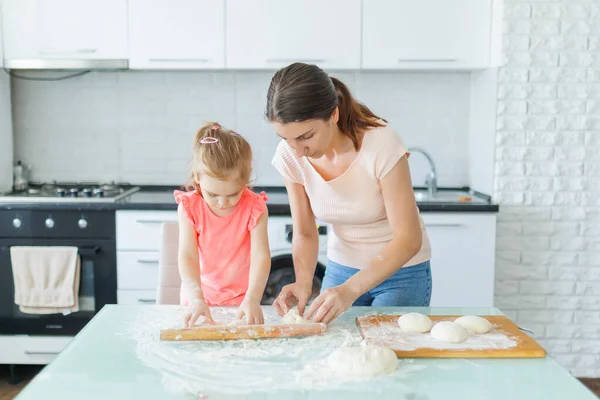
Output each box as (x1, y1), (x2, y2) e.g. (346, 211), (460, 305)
(226, 0), (361, 70)
(0, 2), (4, 68)
(362, 0), (502, 69)
(116, 210), (178, 251)
(0, 335), (72, 364)
(128, 0), (225, 70)
(2, 0), (128, 69)
(116, 210), (177, 305)
(117, 251), (160, 290)
(422, 213), (496, 307)
(117, 290), (158, 306)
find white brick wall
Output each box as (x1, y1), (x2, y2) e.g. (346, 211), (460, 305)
(495, 0), (600, 378)
(11, 71), (472, 187)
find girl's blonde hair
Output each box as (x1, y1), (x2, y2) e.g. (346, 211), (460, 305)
(188, 122), (253, 192)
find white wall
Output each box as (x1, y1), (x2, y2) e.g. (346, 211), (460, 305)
(0, 71), (13, 193)
(10, 70), (472, 188)
(494, 0), (600, 377)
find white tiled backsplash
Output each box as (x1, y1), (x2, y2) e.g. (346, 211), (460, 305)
(11, 70), (472, 188)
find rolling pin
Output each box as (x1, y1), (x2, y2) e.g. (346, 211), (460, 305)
(160, 322), (327, 341)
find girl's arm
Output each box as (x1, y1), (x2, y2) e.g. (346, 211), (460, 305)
(272, 179), (320, 317)
(238, 209), (271, 324)
(305, 155), (423, 323)
(177, 204), (214, 327)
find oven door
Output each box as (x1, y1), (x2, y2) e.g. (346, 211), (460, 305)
(0, 238), (116, 335)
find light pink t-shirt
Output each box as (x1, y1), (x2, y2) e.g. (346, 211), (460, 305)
(174, 188), (268, 306)
(271, 124), (431, 270)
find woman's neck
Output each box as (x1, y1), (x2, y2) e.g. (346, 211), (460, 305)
(326, 127), (356, 159)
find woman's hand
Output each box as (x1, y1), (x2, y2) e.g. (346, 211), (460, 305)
(273, 281), (313, 317)
(183, 298), (214, 328)
(304, 284), (359, 324)
(237, 298), (264, 325)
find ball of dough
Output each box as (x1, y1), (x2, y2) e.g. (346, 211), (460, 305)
(327, 345), (398, 377)
(454, 316), (492, 334)
(281, 309), (310, 324)
(398, 313), (433, 333)
(430, 321), (469, 343)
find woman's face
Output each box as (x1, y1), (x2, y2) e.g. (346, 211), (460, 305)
(272, 109), (339, 159)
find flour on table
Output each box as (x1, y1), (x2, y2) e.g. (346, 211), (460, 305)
(123, 308), (423, 397)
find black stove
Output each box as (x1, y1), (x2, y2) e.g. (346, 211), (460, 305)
(0, 182), (140, 203)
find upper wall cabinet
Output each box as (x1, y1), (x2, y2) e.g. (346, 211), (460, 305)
(128, 0), (224, 70)
(362, 0), (502, 70)
(226, 0), (361, 70)
(2, 0), (128, 69)
(0, 3), (4, 68)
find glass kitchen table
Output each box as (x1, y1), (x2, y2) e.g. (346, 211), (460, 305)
(15, 305), (597, 400)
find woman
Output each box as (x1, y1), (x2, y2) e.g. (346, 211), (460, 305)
(267, 63), (432, 324)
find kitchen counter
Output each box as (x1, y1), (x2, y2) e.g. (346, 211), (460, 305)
(0, 186), (499, 213)
(15, 305), (594, 400)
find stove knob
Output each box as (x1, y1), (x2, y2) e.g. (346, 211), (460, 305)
(78, 218), (88, 229)
(12, 218), (22, 229)
(45, 218), (55, 229)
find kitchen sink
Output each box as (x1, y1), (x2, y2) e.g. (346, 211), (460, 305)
(413, 189), (488, 204)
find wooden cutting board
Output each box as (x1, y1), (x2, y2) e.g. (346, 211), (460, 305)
(160, 322), (327, 341)
(356, 315), (546, 358)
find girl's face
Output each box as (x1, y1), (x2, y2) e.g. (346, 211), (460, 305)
(272, 108), (339, 159)
(197, 173), (245, 217)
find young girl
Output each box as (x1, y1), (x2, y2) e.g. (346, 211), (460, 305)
(174, 122), (270, 327)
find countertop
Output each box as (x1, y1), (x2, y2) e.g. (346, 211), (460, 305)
(0, 186), (499, 213)
(15, 305), (594, 400)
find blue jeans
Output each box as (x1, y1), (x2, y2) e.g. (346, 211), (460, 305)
(321, 260), (432, 306)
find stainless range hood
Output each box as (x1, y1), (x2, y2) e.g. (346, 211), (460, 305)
(3, 59), (129, 70)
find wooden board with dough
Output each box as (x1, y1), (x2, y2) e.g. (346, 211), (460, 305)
(356, 315), (546, 358)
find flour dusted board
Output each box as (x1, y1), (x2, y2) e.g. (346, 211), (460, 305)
(356, 315), (546, 358)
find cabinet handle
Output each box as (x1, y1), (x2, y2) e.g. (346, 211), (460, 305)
(137, 298), (156, 304)
(148, 58), (211, 63)
(398, 58), (457, 63)
(135, 219), (172, 224)
(425, 223), (463, 227)
(24, 351), (61, 356)
(137, 259), (159, 265)
(39, 49), (97, 55)
(265, 58), (325, 63)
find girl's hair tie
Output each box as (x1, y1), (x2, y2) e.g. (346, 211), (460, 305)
(200, 137), (219, 144)
(212, 124), (221, 130)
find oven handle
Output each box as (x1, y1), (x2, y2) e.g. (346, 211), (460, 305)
(78, 246), (101, 256)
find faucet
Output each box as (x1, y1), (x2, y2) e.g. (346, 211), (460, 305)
(407, 147), (437, 198)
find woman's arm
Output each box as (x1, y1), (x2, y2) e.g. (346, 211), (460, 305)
(177, 204), (214, 326)
(305, 155), (422, 323)
(238, 210), (271, 324)
(273, 178), (320, 316)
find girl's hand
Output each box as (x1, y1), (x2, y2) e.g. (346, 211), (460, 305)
(237, 298), (264, 325)
(183, 298), (215, 328)
(304, 284), (359, 324)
